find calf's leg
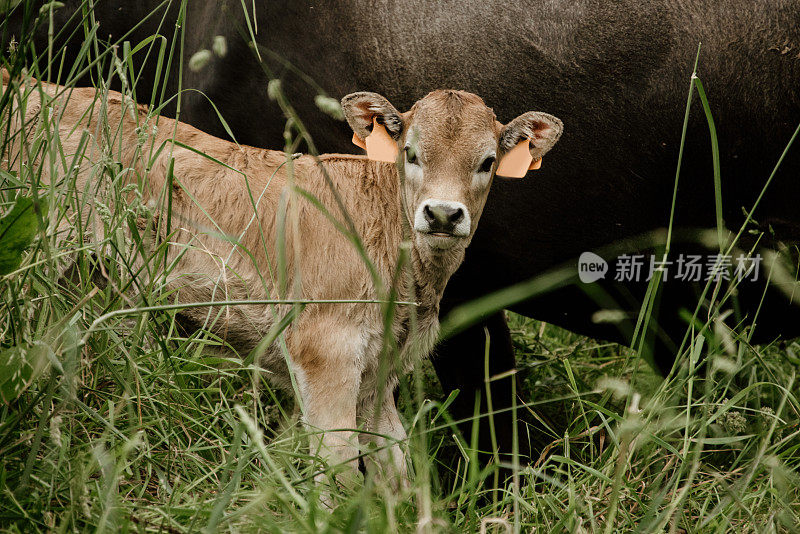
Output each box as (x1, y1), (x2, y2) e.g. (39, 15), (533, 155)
(288, 321), (365, 499)
(358, 385), (409, 490)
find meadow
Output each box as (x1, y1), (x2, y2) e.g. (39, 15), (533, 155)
(1, 2), (799, 532)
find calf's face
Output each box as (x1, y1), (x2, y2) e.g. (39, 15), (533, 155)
(342, 90), (562, 253)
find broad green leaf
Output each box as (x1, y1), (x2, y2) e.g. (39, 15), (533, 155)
(0, 169), (20, 186)
(0, 196), (46, 275)
(0, 342), (51, 403)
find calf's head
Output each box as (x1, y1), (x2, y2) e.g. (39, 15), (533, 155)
(342, 90), (562, 253)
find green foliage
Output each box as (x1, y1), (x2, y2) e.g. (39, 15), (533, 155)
(0, 343), (48, 403)
(0, 195), (46, 275)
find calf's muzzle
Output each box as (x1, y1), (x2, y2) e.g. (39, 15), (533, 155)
(415, 199), (470, 237)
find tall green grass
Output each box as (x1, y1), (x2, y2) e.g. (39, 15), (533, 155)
(1, 2), (799, 532)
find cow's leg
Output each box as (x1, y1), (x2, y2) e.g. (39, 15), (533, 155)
(289, 321), (364, 502)
(358, 384), (409, 490)
(432, 312), (527, 469)
(297, 363), (362, 498)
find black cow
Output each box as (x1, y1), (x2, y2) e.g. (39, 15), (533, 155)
(6, 0), (800, 462)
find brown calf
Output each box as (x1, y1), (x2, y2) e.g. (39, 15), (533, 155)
(2, 72), (562, 496)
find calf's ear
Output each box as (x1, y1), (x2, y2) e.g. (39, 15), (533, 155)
(496, 112), (563, 178)
(341, 92), (403, 163)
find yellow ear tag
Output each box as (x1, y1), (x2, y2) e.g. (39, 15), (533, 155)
(353, 117), (399, 163)
(496, 139), (542, 178)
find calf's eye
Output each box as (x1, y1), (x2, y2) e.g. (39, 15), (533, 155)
(405, 146), (418, 165)
(479, 156), (496, 173)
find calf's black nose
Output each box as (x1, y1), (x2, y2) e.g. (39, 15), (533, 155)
(423, 204), (464, 231)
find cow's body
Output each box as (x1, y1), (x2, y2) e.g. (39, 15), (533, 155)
(6, 0), (800, 460)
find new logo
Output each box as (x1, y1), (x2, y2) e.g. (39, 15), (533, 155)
(578, 251), (608, 283)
